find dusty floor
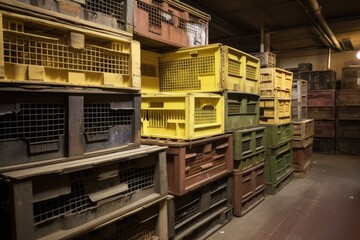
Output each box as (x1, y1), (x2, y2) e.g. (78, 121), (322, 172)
(207, 153), (360, 240)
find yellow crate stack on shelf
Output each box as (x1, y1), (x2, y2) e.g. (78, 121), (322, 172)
(259, 68), (293, 124)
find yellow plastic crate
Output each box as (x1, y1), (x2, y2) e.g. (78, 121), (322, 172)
(260, 68), (293, 97)
(0, 11), (141, 90)
(158, 43), (260, 93)
(260, 97), (292, 124)
(141, 50), (161, 92)
(141, 93), (224, 140)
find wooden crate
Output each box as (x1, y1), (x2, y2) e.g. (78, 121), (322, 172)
(0, 10), (140, 90)
(292, 136), (313, 148)
(336, 138), (360, 155)
(0, 0), (134, 35)
(336, 90), (360, 106)
(263, 122), (293, 148)
(260, 97), (292, 124)
(307, 90), (335, 107)
(298, 63), (312, 71)
(292, 119), (315, 140)
(337, 120), (360, 138)
(292, 79), (307, 106)
(336, 106), (360, 120)
(233, 162), (265, 216)
(341, 67), (360, 89)
(291, 105), (307, 121)
(299, 70), (336, 90)
(224, 91), (260, 132)
(142, 134), (233, 196)
(293, 144), (313, 172)
(251, 52), (276, 67)
(259, 68), (293, 97)
(74, 196), (169, 240)
(168, 175), (233, 240)
(0, 145), (168, 240)
(307, 107), (335, 120)
(313, 137), (335, 154)
(0, 90), (141, 172)
(135, 0), (210, 48)
(233, 126), (265, 161)
(314, 120), (335, 138)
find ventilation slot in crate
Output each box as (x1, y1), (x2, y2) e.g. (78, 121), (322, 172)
(246, 65), (256, 80)
(210, 183), (227, 207)
(228, 59), (241, 76)
(159, 56), (215, 91)
(175, 195), (201, 225)
(0, 103), (65, 154)
(84, 103), (133, 142)
(194, 106), (216, 124)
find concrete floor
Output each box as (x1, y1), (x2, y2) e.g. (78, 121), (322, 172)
(207, 153), (360, 240)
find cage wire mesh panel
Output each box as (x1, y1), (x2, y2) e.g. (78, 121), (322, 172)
(0, 91), (140, 172)
(0, 145), (168, 239)
(0, 10), (140, 89)
(158, 44), (260, 93)
(73, 197), (168, 240)
(141, 93), (224, 140)
(9, 0), (133, 33)
(134, 0), (210, 48)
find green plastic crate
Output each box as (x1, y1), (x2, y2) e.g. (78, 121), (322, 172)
(265, 149), (293, 185)
(265, 140), (291, 156)
(233, 126), (265, 161)
(263, 122), (293, 148)
(234, 149), (265, 172)
(224, 91), (260, 132)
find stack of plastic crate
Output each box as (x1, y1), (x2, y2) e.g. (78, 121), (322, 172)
(291, 80), (314, 176)
(140, 42), (263, 234)
(259, 68), (294, 194)
(0, 2), (171, 239)
(300, 70), (337, 154)
(336, 68), (360, 155)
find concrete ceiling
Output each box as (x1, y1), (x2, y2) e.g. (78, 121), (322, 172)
(181, 0), (360, 57)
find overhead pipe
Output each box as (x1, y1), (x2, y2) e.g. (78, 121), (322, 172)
(307, 0), (342, 51)
(298, 0), (342, 51)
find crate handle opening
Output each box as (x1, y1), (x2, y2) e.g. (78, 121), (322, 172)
(190, 51), (198, 57)
(149, 102), (164, 108)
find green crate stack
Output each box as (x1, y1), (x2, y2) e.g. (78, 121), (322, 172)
(259, 67), (294, 194)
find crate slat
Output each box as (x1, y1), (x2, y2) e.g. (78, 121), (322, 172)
(233, 162), (265, 216)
